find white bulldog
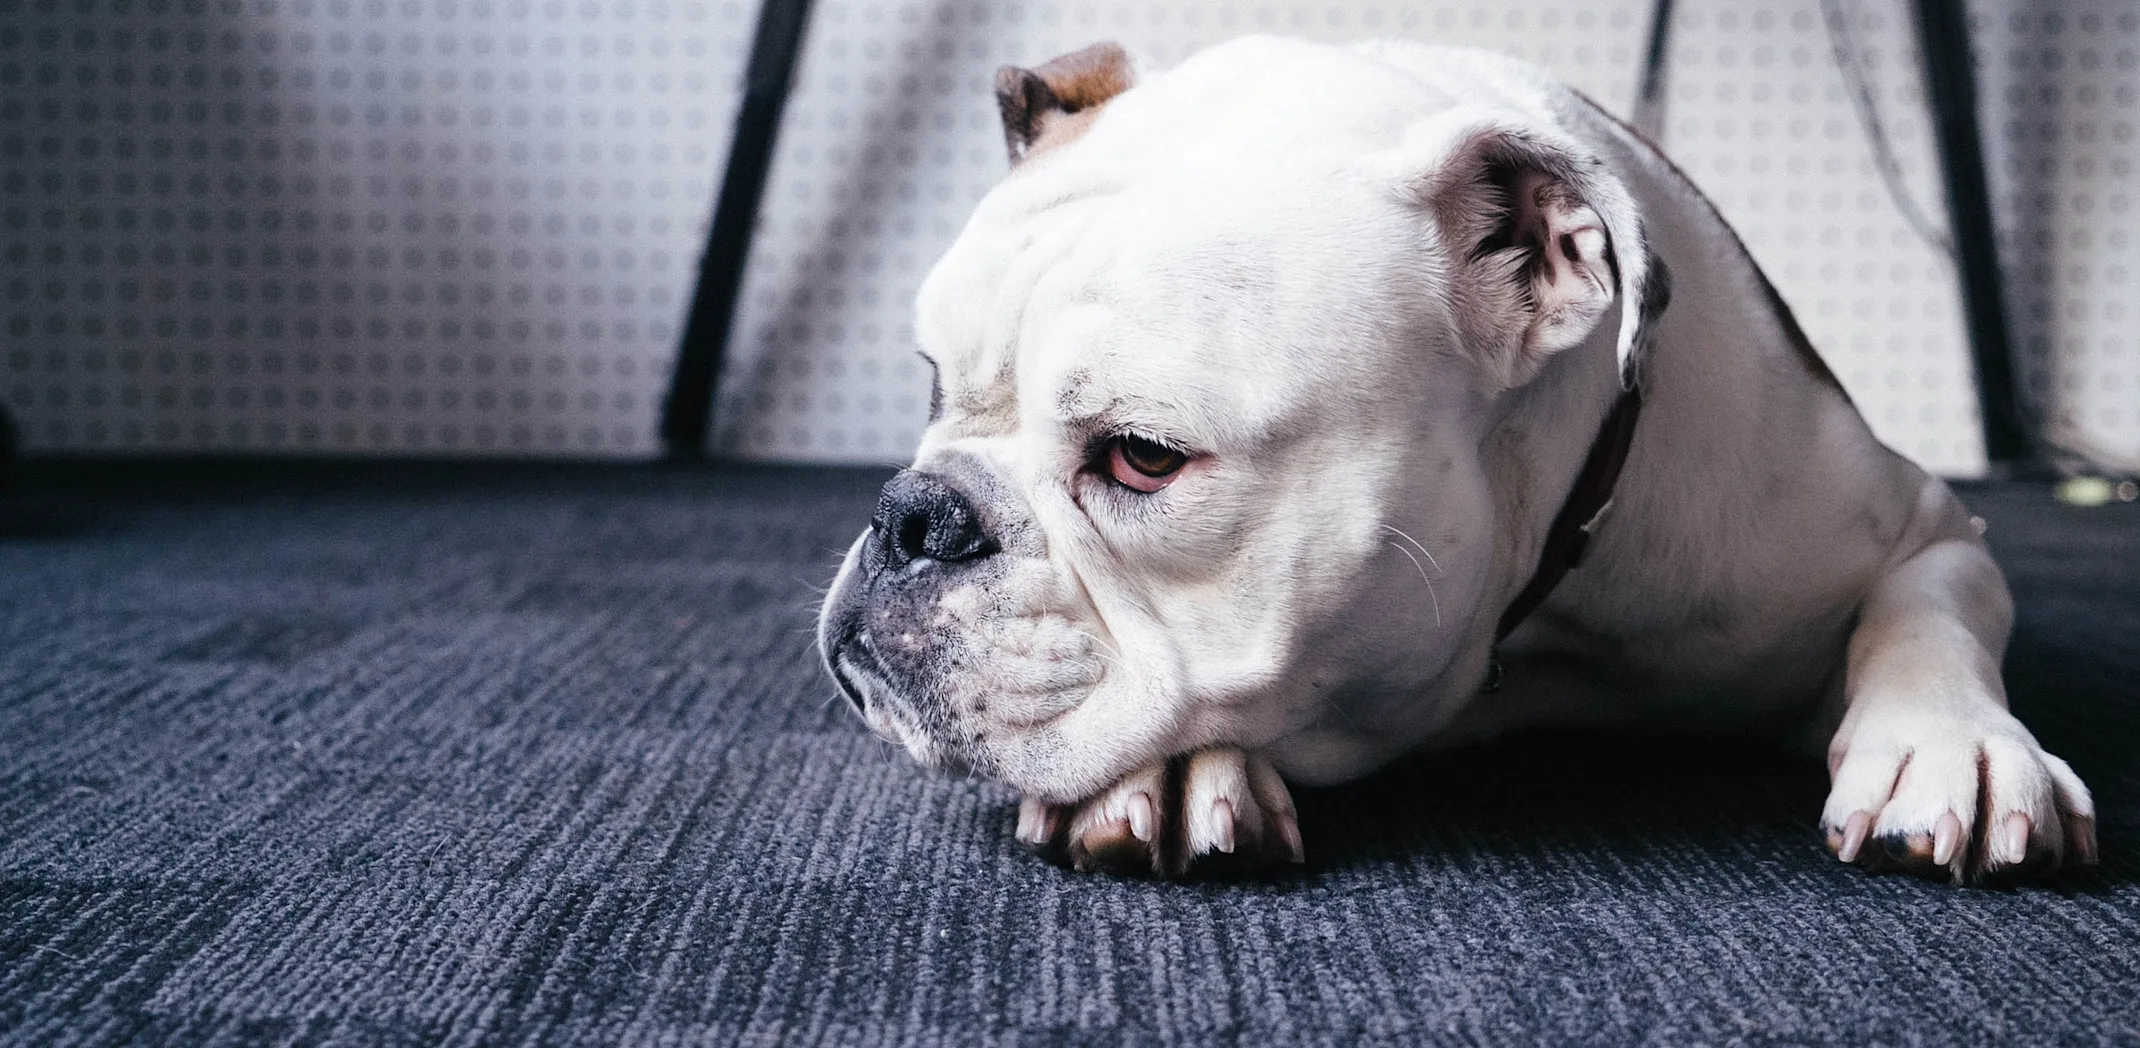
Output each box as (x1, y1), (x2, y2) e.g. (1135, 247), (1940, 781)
(816, 36), (2096, 883)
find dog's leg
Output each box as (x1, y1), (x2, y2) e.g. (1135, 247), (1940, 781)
(1824, 517), (2096, 883)
(1016, 747), (1302, 876)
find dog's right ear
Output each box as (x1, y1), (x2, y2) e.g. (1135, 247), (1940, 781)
(1388, 112), (1667, 391)
(994, 42), (1136, 166)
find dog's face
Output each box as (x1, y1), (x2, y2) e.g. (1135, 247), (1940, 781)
(818, 38), (1656, 802)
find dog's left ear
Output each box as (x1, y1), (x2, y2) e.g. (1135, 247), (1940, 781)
(994, 42), (1137, 166)
(1397, 115), (1667, 390)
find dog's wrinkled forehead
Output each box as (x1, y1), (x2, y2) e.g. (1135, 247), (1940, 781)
(916, 51), (1449, 452)
(916, 201), (1408, 459)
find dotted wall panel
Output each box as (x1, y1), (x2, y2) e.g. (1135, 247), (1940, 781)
(1659, 2), (1982, 475)
(1, 0), (755, 457)
(4, 1), (2130, 473)
(1977, 3), (2140, 473)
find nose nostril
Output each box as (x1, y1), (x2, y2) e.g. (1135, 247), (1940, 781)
(896, 512), (932, 562)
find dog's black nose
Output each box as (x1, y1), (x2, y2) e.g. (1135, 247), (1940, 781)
(871, 470), (996, 571)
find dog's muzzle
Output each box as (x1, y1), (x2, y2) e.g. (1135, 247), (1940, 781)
(824, 469), (1000, 717)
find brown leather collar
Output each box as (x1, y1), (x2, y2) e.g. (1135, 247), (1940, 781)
(1493, 386), (1645, 644)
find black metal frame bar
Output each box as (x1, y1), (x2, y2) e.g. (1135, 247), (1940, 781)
(660, 0), (818, 460)
(1632, 0), (1676, 138)
(1912, 0), (2035, 468)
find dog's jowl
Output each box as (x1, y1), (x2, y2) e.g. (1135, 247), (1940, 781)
(816, 36), (2094, 883)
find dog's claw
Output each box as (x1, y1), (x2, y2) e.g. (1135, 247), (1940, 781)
(1999, 811), (2031, 867)
(1931, 811), (1964, 868)
(1127, 791), (1156, 843)
(1210, 799), (1236, 854)
(1015, 797), (1053, 846)
(1276, 811), (1305, 864)
(2070, 815), (2099, 866)
(1836, 810), (1872, 864)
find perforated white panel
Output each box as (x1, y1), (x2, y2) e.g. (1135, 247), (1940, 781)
(1976, 3), (2140, 472)
(1661, 2), (1983, 475)
(0, 0), (755, 457)
(4, 1), (2131, 472)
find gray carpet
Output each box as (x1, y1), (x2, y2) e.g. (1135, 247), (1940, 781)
(2, 461), (2135, 1046)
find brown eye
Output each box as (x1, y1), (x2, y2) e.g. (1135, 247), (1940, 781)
(1106, 434), (1188, 493)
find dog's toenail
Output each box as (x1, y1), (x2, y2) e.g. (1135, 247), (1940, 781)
(1211, 799), (1235, 854)
(1932, 811), (1964, 867)
(1128, 792), (1156, 843)
(1278, 813), (1305, 864)
(1838, 811), (1872, 864)
(2001, 812), (2031, 865)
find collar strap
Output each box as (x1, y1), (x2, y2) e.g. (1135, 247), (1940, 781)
(1493, 386), (1645, 643)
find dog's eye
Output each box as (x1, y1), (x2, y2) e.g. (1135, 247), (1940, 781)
(920, 353), (943, 422)
(1105, 434), (1188, 493)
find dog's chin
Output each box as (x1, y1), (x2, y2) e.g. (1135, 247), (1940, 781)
(825, 646), (999, 779)
(833, 651), (1172, 802)
(884, 726), (986, 780)
(823, 615), (1139, 790)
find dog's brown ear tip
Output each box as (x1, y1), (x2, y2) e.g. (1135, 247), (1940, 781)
(993, 41), (1136, 165)
(1046, 41), (1135, 109)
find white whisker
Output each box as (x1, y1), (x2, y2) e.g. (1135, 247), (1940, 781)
(1388, 541), (1444, 629)
(1311, 684), (1365, 732)
(1069, 628), (1124, 667)
(1380, 523), (1443, 575)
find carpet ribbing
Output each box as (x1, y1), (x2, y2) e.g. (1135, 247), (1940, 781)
(2, 463), (2135, 1046)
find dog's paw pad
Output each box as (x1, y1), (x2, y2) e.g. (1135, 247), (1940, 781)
(1070, 817), (1150, 874)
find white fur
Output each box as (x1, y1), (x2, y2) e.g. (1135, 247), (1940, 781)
(821, 36), (2093, 880)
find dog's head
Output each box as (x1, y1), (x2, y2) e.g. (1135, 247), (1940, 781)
(818, 37), (1662, 801)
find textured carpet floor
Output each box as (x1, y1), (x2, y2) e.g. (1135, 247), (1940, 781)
(1, 462), (2135, 1047)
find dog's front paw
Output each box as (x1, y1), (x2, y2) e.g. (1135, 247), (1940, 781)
(1015, 748), (1303, 877)
(1822, 711), (2097, 884)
